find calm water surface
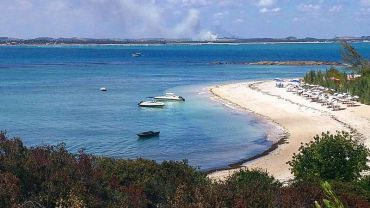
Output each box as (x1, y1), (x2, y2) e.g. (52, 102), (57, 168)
(1, 43), (369, 170)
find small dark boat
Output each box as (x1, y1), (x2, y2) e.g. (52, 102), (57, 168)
(137, 131), (160, 138)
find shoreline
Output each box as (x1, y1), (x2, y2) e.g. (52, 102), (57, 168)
(205, 133), (288, 174)
(207, 80), (370, 181)
(206, 82), (289, 174)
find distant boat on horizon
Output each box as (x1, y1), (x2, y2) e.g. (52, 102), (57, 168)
(132, 52), (142, 57)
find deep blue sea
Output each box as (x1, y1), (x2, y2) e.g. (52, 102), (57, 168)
(1, 43), (370, 170)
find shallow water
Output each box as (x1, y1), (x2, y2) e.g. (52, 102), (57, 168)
(0, 43), (369, 170)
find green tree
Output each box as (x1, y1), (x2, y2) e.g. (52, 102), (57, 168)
(288, 131), (369, 182)
(341, 41), (363, 68)
(341, 40), (370, 75)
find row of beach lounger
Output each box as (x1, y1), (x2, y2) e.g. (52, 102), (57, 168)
(277, 80), (360, 111)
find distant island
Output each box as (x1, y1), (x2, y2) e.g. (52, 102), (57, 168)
(1, 36), (370, 45)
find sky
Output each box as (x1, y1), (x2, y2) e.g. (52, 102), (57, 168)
(1, 0), (370, 40)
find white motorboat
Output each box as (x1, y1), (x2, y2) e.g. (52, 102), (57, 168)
(154, 93), (185, 101)
(100, 87), (107, 91)
(138, 100), (165, 107)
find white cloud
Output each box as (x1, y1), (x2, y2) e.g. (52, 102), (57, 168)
(15, 0), (33, 9)
(173, 9), (200, 36)
(234, 18), (244, 23)
(214, 11), (229, 17)
(357, 0), (370, 17)
(361, 0), (370, 7)
(293, 17), (305, 22)
(297, 4), (321, 12)
(0, 0), (218, 39)
(166, 0), (212, 7)
(259, 8), (268, 13)
(1, 0), (369, 39)
(329, 5), (342, 13)
(217, 0), (236, 7)
(259, 7), (280, 13)
(257, 0), (276, 7)
(360, 7), (370, 14)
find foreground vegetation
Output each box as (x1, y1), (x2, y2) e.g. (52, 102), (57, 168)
(288, 131), (369, 182)
(1, 131), (370, 207)
(304, 41), (370, 104)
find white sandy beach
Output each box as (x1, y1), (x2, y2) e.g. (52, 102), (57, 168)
(208, 80), (370, 181)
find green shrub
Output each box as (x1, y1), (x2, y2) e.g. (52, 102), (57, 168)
(0, 132), (206, 207)
(224, 169), (282, 208)
(1, 132), (370, 207)
(357, 175), (370, 198)
(288, 131), (370, 182)
(279, 180), (324, 208)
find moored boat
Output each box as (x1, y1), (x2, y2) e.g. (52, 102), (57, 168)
(154, 93), (185, 101)
(138, 100), (165, 107)
(137, 131), (160, 138)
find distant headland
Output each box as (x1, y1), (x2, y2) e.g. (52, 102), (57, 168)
(1, 36), (370, 45)
(210, 61), (343, 66)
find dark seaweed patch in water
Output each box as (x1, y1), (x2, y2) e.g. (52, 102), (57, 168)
(206, 134), (288, 174)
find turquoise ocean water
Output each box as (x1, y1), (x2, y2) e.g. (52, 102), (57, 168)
(1, 43), (369, 170)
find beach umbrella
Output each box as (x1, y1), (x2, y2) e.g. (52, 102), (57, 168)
(274, 78), (284, 82)
(290, 79), (300, 83)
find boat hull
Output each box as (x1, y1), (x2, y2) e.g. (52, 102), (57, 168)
(137, 131), (160, 138)
(153, 96), (185, 101)
(138, 101), (165, 107)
